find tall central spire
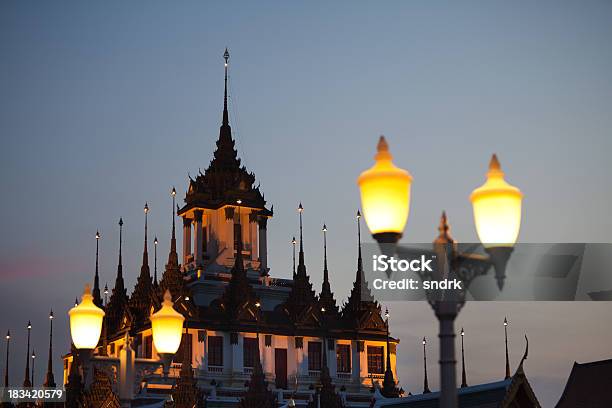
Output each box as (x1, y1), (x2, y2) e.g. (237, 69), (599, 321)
(223, 48), (230, 126)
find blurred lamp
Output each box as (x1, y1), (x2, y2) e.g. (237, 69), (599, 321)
(357, 136), (412, 244)
(470, 154), (522, 247)
(69, 284), (105, 349)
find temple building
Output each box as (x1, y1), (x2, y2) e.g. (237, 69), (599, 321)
(62, 50), (398, 407)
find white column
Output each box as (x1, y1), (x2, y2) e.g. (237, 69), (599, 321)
(263, 336), (273, 375)
(183, 217), (192, 266)
(231, 333), (242, 375)
(194, 210), (203, 267)
(328, 339), (337, 378)
(118, 341), (135, 403)
(295, 337), (305, 377)
(359, 342), (368, 381)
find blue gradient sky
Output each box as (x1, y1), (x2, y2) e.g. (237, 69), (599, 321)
(1, 1), (611, 406)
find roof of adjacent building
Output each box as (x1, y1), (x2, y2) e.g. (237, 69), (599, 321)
(375, 367), (540, 408)
(555, 358), (612, 408)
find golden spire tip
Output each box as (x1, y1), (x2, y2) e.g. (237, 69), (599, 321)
(377, 135), (389, 152)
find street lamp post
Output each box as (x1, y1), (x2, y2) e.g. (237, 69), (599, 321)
(357, 136), (523, 408)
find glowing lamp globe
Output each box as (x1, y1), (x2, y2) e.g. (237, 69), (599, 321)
(69, 284), (105, 350)
(470, 154), (523, 247)
(150, 290), (184, 355)
(357, 136), (412, 243)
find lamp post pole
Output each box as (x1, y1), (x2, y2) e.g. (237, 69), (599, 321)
(436, 302), (458, 407)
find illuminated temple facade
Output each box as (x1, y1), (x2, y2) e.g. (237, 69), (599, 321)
(63, 51), (398, 407)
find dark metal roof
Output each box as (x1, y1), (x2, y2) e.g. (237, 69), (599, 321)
(377, 367), (541, 408)
(555, 358), (612, 408)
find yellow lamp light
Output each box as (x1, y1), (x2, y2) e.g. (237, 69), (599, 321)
(357, 136), (412, 243)
(69, 284), (105, 350)
(470, 154), (523, 247)
(150, 290), (184, 355)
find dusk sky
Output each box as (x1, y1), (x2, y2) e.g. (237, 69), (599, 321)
(1, 2), (611, 406)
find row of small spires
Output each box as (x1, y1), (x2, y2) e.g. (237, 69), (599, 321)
(87, 198), (461, 331)
(3, 311), (56, 389)
(1, 315), (515, 394)
(89, 187), (179, 309)
(85, 194), (363, 315)
(416, 316), (513, 395)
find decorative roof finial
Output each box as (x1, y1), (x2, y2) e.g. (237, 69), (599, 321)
(489, 153), (501, 171)
(322, 224), (329, 283)
(30, 349), (35, 387)
(292, 236), (297, 278)
(142, 203), (150, 272)
(319, 224), (337, 314)
(93, 230), (102, 308)
(43, 309), (56, 388)
(422, 337), (430, 394)
(153, 236), (158, 287)
(461, 327), (467, 388)
(171, 187), (177, 253)
(118, 217), (123, 267)
(357, 210), (363, 271)
(23, 321), (32, 387)
(4, 330), (10, 388)
(504, 317), (510, 379)
(223, 48), (230, 126)
(298, 203), (305, 268)
(113, 217), (126, 295)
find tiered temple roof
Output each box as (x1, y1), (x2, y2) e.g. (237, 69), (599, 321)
(100, 48), (389, 347)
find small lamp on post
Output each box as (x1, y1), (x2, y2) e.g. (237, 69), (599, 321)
(68, 284), (105, 385)
(150, 290), (185, 378)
